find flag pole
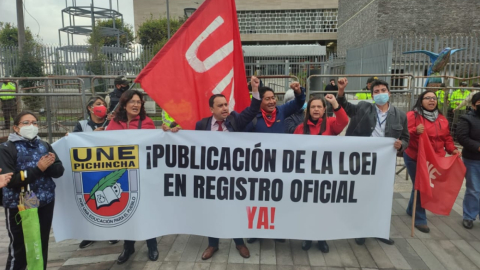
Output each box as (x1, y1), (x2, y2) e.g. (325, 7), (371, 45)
(411, 189), (417, 237)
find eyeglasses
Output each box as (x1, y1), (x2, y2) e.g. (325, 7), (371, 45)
(19, 121), (38, 126)
(423, 97), (438, 101)
(127, 100), (143, 105)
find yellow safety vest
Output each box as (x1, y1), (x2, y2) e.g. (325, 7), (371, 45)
(356, 89), (372, 100)
(0, 82), (16, 100)
(449, 89), (470, 110)
(435, 90), (445, 104)
(162, 110), (176, 125)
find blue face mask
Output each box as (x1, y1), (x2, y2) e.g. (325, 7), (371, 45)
(301, 102), (307, 110)
(373, 93), (389, 105)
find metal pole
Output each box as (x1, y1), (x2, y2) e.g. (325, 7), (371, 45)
(45, 79), (53, 143)
(16, 0), (26, 52)
(166, 0), (171, 39)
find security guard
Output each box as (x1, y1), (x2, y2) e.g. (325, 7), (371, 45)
(106, 76), (130, 113)
(449, 81), (471, 111)
(0, 80), (17, 130)
(355, 77), (376, 100)
(449, 81), (471, 139)
(435, 83), (446, 112)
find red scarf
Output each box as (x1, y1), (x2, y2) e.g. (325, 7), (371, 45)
(261, 108), (277, 128)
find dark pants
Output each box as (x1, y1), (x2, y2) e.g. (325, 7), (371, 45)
(5, 200), (55, 270)
(1, 99), (16, 128)
(124, 238), (157, 251)
(404, 153), (427, 225)
(208, 237), (244, 247)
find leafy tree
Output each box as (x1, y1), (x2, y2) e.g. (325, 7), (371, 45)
(86, 26), (108, 92)
(95, 19), (134, 47)
(13, 41), (45, 110)
(137, 16), (185, 63)
(0, 22), (34, 46)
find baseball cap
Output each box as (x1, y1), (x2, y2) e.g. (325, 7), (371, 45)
(114, 76), (131, 85)
(367, 76), (378, 84)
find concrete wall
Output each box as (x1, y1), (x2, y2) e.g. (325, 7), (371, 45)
(338, 0), (480, 53)
(133, 0), (338, 43)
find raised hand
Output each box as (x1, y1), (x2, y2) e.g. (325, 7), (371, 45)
(290, 81), (301, 94)
(325, 94), (339, 109)
(250, 76), (260, 92)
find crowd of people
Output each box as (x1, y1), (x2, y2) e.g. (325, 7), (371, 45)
(0, 75), (479, 268)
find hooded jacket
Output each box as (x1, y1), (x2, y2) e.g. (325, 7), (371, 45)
(0, 134), (64, 208)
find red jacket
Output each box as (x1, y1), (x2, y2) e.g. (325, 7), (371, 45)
(293, 107), (348, 135)
(404, 111), (456, 160)
(106, 115), (155, 130)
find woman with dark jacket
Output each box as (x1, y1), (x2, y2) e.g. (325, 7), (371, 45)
(0, 111), (65, 270)
(458, 92), (480, 229)
(106, 90), (157, 264)
(73, 96), (109, 132)
(293, 94), (348, 253)
(404, 91), (459, 233)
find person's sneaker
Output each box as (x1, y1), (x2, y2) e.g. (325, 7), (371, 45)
(79, 240), (94, 249)
(109, 240), (119, 244)
(463, 219), (474, 229)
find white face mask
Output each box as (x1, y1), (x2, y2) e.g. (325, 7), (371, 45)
(19, 125), (38, 140)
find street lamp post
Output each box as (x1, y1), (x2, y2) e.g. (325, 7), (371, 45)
(166, 0), (171, 39)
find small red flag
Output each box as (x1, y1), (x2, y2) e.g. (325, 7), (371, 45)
(415, 132), (466, 215)
(135, 0), (250, 130)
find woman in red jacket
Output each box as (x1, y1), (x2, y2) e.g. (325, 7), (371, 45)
(294, 94), (348, 253)
(404, 90), (459, 233)
(294, 94), (348, 135)
(106, 89), (158, 263)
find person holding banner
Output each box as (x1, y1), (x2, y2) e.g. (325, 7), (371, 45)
(72, 96), (120, 249)
(106, 90), (158, 263)
(73, 96), (109, 133)
(293, 94), (348, 253)
(0, 111), (65, 270)
(457, 92), (480, 229)
(245, 81), (305, 244)
(243, 82), (306, 133)
(195, 76), (262, 260)
(404, 91), (459, 233)
(337, 78), (409, 245)
(293, 95), (348, 135)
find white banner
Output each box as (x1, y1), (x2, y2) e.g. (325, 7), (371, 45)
(52, 130), (396, 242)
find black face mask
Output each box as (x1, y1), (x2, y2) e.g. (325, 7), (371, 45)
(475, 105), (480, 116)
(120, 85), (129, 92)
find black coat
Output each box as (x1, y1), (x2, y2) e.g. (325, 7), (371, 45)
(457, 110), (480, 160)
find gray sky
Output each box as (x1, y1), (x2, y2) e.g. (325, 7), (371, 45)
(0, 0), (135, 45)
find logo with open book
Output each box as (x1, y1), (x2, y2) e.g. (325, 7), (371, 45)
(70, 145), (140, 227)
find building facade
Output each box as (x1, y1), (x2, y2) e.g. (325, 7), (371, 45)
(337, 0), (480, 53)
(133, 0), (338, 50)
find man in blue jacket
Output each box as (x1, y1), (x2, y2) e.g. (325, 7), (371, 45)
(195, 76), (261, 260)
(243, 81), (306, 133)
(244, 81), (305, 244)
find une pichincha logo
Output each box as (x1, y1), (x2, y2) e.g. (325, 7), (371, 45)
(86, 169), (127, 209)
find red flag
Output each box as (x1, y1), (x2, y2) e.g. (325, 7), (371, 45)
(135, 0), (249, 130)
(415, 132), (466, 215)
